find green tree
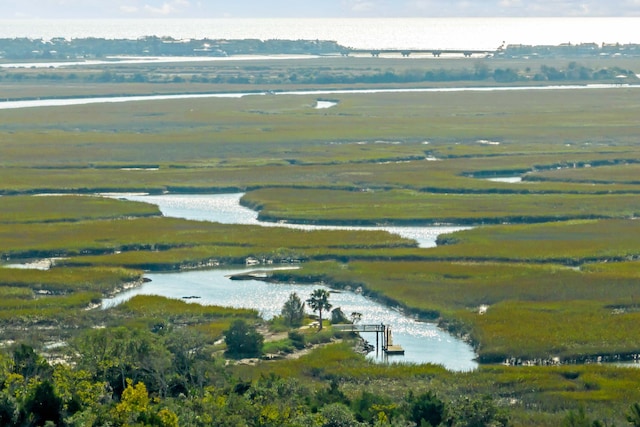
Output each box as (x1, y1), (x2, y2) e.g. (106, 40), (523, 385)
(12, 344), (51, 380)
(281, 292), (306, 327)
(224, 319), (264, 358)
(627, 402), (640, 427)
(315, 380), (350, 408)
(111, 379), (150, 426)
(0, 391), (18, 426)
(447, 395), (508, 427)
(406, 390), (445, 427)
(562, 406), (597, 427)
(164, 328), (213, 394)
(331, 307), (348, 324)
(321, 402), (362, 427)
(21, 380), (63, 427)
(307, 289), (332, 331)
(352, 390), (395, 424)
(288, 331), (306, 350)
(72, 327), (172, 397)
(53, 365), (109, 421)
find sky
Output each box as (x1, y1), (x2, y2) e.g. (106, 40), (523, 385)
(3, 0), (640, 19)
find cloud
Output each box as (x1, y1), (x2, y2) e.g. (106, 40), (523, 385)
(341, 0), (386, 14)
(120, 5), (139, 14)
(142, 0), (190, 16)
(2, 0), (640, 18)
(351, 1), (377, 12)
(144, 3), (175, 15)
(500, 0), (522, 7)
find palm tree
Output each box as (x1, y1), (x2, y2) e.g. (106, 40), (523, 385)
(306, 289), (332, 331)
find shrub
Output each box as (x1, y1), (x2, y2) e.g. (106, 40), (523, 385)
(224, 319), (264, 359)
(281, 292), (305, 327)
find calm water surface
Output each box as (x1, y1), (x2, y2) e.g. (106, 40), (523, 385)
(102, 268), (477, 370)
(112, 193), (470, 248)
(2, 84), (638, 111)
(104, 193), (478, 370)
(485, 176), (523, 183)
(2, 18), (639, 50)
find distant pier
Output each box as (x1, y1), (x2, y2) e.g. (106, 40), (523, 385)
(342, 48), (496, 58)
(334, 323), (405, 355)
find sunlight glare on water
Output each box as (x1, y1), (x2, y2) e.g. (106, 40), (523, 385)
(1, 18), (639, 50)
(101, 193), (478, 370)
(102, 268), (477, 370)
(117, 193), (470, 248)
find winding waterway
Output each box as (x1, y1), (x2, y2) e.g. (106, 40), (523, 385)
(103, 193), (478, 371)
(107, 193), (470, 249)
(2, 84), (639, 110)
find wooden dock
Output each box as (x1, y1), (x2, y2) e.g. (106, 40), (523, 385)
(333, 323), (404, 355)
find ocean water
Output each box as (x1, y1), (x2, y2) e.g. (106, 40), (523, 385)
(1, 18), (639, 50)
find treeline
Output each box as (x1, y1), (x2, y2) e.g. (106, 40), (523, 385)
(0, 37), (344, 60)
(501, 42), (640, 58)
(0, 339), (508, 427)
(3, 327), (640, 426)
(2, 37), (640, 61)
(0, 61), (636, 85)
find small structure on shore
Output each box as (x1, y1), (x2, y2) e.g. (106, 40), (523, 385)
(334, 323), (404, 356)
(384, 326), (405, 355)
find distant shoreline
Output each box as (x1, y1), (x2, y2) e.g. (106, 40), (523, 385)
(1, 17), (640, 53)
(2, 36), (640, 64)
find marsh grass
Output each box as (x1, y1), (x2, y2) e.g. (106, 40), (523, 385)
(242, 188), (640, 225)
(193, 320), (233, 341)
(275, 259), (640, 308)
(0, 195), (160, 223)
(529, 164), (640, 185)
(0, 266), (142, 294)
(0, 286), (32, 299)
(0, 216), (412, 258)
(434, 219), (640, 263)
(460, 300), (640, 362)
(111, 295), (259, 338)
(3, 87), (640, 196)
(0, 291), (101, 321)
(279, 259), (640, 360)
(4, 56), (640, 424)
(115, 294), (258, 320)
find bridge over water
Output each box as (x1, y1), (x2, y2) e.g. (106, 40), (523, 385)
(333, 323), (405, 355)
(342, 48), (496, 57)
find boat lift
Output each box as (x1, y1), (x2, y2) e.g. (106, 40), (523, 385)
(333, 323), (405, 355)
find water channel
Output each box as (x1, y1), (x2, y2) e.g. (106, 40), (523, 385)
(102, 193), (478, 371)
(2, 84), (639, 110)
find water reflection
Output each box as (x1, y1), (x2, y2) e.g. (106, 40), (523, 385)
(485, 176), (523, 183)
(112, 193), (470, 248)
(4, 84), (639, 110)
(102, 268), (477, 371)
(103, 192), (478, 370)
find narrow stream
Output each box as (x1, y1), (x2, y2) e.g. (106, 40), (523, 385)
(103, 193), (478, 371)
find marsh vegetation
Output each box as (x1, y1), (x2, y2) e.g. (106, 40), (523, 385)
(2, 51), (640, 425)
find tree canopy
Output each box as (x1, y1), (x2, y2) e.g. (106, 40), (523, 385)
(306, 289), (332, 331)
(281, 292), (306, 327)
(224, 319), (264, 359)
